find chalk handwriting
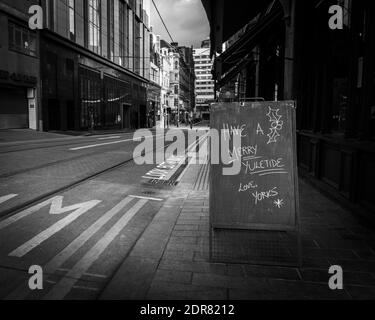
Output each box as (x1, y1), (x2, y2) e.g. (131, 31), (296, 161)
(274, 199), (285, 209)
(223, 123), (248, 141)
(229, 145), (258, 163)
(256, 123), (264, 135)
(252, 187), (279, 205)
(266, 107), (284, 144)
(238, 181), (258, 193)
(242, 158), (286, 175)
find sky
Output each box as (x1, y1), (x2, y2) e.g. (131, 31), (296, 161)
(149, 0), (210, 48)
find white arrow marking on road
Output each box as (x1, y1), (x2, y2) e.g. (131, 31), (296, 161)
(0, 194), (18, 205)
(0, 196), (62, 231)
(43, 196), (134, 274)
(5, 196), (134, 300)
(43, 198), (148, 300)
(8, 197), (101, 258)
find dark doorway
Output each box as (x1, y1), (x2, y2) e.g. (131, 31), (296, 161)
(139, 104), (147, 128)
(0, 86), (28, 129)
(48, 99), (60, 130)
(131, 110), (139, 129)
(67, 100), (75, 130)
(121, 103), (131, 129)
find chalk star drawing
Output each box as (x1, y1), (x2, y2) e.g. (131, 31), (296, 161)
(274, 199), (284, 209)
(266, 107), (284, 144)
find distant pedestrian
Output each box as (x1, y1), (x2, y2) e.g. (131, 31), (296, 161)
(188, 114), (193, 129)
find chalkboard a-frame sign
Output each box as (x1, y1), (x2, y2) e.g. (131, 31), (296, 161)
(209, 101), (301, 266)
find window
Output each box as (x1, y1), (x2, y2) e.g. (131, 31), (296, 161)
(338, 0), (351, 28)
(134, 19), (141, 74)
(8, 22), (37, 57)
(119, 0), (128, 67)
(68, 0), (75, 40)
(108, 0), (114, 61)
(174, 85), (179, 94)
(88, 0), (101, 55)
(174, 60), (178, 70)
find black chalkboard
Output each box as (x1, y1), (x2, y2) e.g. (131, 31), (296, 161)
(209, 101), (301, 266)
(210, 101), (300, 231)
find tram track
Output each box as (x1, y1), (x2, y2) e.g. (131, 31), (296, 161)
(0, 133), (175, 221)
(0, 131), (142, 155)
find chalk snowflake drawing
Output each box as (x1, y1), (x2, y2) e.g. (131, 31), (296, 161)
(274, 199), (284, 209)
(266, 107), (284, 144)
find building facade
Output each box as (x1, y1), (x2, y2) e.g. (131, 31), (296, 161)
(159, 45), (172, 128)
(39, 0), (151, 131)
(193, 38), (214, 120)
(0, 0), (40, 130)
(147, 31), (161, 128)
(202, 0), (375, 222)
(162, 41), (195, 126)
(177, 45), (196, 117)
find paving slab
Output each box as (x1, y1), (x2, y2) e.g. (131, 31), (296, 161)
(100, 160), (375, 300)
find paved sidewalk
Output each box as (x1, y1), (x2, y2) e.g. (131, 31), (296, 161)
(101, 162), (375, 300)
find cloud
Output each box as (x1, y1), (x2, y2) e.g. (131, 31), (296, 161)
(150, 0), (210, 47)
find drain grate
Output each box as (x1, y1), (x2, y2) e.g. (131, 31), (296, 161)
(142, 190), (156, 195)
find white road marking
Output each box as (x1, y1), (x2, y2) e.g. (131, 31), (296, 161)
(142, 156), (185, 180)
(129, 195), (163, 202)
(55, 269), (108, 280)
(98, 136), (121, 140)
(45, 280), (99, 292)
(9, 199), (101, 258)
(43, 196), (134, 274)
(43, 199), (148, 300)
(0, 194), (18, 205)
(71, 285), (99, 292)
(141, 134), (208, 181)
(0, 196), (90, 231)
(69, 134), (164, 151)
(177, 134), (209, 183)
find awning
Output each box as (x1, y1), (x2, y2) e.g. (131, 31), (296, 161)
(201, 0), (274, 54)
(214, 1), (284, 85)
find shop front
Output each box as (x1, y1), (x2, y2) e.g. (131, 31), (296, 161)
(0, 11), (40, 130)
(40, 30), (148, 132)
(147, 83), (161, 128)
(202, 0), (375, 220)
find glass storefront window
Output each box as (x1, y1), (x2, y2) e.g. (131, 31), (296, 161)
(88, 0), (101, 55)
(79, 67), (133, 130)
(79, 67), (101, 129)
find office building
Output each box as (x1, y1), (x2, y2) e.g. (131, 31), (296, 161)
(0, 0), (40, 130)
(39, 0), (151, 131)
(193, 38), (214, 120)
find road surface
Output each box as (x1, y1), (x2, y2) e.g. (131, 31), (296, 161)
(0, 128), (209, 299)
